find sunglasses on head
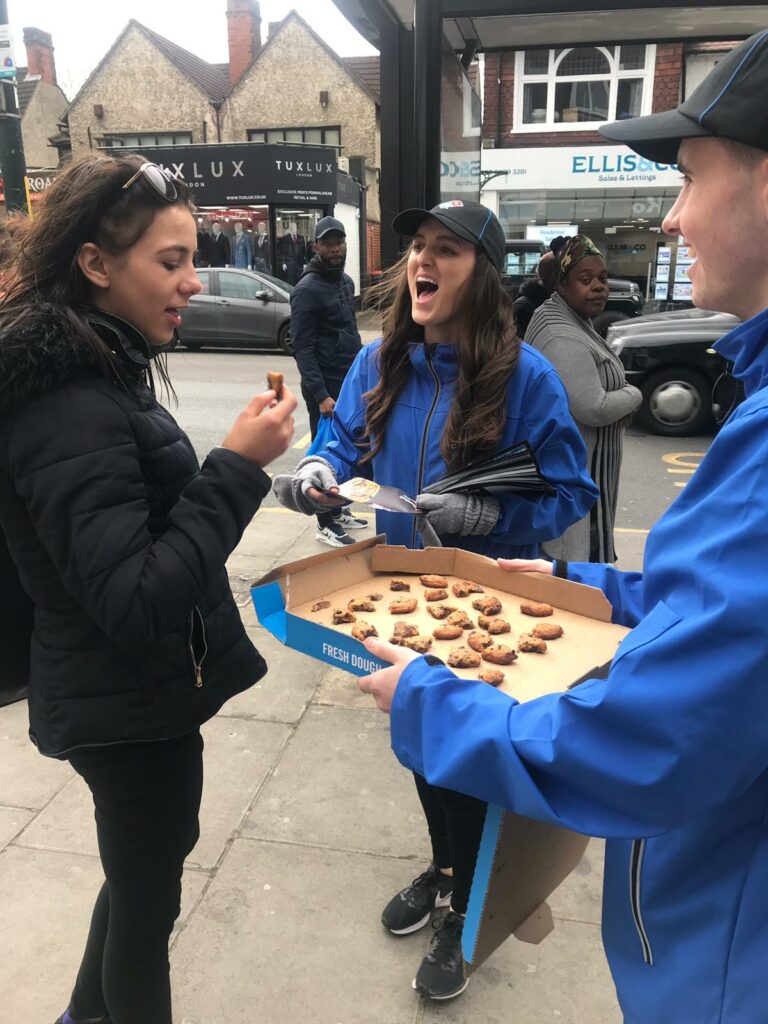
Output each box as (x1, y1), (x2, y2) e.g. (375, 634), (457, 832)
(121, 162), (179, 202)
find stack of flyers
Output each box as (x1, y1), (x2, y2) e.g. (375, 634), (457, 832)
(336, 478), (419, 514)
(423, 442), (554, 498)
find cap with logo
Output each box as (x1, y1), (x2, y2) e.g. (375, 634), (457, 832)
(315, 216), (346, 241)
(392, 200), (505, 272)
(600, 29), (768, 164)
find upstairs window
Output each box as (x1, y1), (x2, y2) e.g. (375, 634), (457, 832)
(515, 45), (656, 132)
(247, 126), (341, 148)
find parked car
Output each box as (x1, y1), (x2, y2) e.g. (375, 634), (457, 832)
(503, 239), (644, 337)
(607, 308), (742, 435)
(176, 268), (293, 353)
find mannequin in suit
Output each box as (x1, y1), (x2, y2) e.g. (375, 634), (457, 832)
(253, 221), (271, 273)
(232, 222), (253, 269)
(208, 221), (231, 268)
(279, 221), (308, 285)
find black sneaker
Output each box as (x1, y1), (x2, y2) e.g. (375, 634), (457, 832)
(315, 521), (354, 547)
(413, 910), (468, 1000)
(54, 1014), (113, 1024)
(381, 863), (453, 935)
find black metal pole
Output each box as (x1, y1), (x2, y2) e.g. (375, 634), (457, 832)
(413, 0), (443, 210)
(0, 0), (26, 214)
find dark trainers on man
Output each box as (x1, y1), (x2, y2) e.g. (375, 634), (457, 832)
(335, 507), (368, 530)
(316, 521), (354, 547)
(381, 863), (453, 935)
(413, 910), (468, 1000)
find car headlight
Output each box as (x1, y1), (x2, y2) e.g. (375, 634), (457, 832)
(629, 282), (641, 294)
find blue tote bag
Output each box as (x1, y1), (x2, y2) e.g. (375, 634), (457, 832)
(306, 414), (336, 457)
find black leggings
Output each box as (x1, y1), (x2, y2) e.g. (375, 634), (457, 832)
(67, 730), (204, 1024)
(413, 772), (487, 915)
(301, 379), (345, 530)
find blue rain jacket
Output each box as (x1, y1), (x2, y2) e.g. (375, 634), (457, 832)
(318, 339), (597, 558)
(390, 308), (768, 1022)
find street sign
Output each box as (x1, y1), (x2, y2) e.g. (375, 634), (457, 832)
(0, 25), (16, 80)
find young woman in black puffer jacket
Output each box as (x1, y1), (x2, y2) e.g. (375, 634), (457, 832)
(0, 155), (296, 1024)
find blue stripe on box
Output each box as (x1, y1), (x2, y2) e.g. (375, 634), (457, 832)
(463, 803), (505, 964)
(251, 584), (389, 676)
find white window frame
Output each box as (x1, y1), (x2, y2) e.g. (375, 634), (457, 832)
(513, 44), (657, 133)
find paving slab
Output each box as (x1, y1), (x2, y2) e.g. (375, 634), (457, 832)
(233, 508), (318, 560)
(313, 664), (374, 711)
(421, 918), (620, 1024)
(243, 705), (431, 861)
(0, 698), (73, 809)
(0, 845), (207, 1020)
(171, 838), (424, 1024)
(0, 805), (34, 852)
(18, 718), (291, 871)
(219, 626), (327, 722)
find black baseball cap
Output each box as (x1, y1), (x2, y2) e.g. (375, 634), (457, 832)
(600, 29), (768, 164)
(392, 200), (505, 272)
(315, 216), (346, 240)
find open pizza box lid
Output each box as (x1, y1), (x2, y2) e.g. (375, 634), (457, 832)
(251, 536), (628, 970)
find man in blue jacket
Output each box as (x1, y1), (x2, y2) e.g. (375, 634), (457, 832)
(358, 31), (768, 1024)
(290, 217), (365, 546)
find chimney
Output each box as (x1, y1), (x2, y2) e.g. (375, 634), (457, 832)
(23, 27), (57, 86)
(226, 0), (261, 84)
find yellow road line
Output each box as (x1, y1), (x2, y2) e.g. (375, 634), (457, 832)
(292, 431), (311, 449)
(666, 468), (695, 474)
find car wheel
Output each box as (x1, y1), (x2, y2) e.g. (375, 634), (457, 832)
(278, 322), (293, 355)
(636, 367), (713, 436)
(183, 341), (203, 352)
(593, 310), (629, 338)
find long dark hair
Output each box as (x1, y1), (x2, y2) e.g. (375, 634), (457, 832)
(362, 245), (520, 474)
(0, 153), (195, 399)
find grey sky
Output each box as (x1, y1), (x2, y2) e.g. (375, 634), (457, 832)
(14, 0), (376, 99)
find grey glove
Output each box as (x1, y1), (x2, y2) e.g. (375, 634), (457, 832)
(272, 456), (340, 516)
(415, 492), (500, 547)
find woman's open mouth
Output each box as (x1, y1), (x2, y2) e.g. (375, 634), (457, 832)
(415, 276), (439, 304)
(165, 307), (183, 327)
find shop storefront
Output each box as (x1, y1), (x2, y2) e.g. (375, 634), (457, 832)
(130, 141), (363, 294)
(481, 144), (685, 300)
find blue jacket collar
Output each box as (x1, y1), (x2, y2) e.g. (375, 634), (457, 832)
(714, 307), (768, 397)
(407, 340), (459, 383)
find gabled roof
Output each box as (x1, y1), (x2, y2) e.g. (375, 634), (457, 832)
(67, 20), (230, 112)
(230, 10), (380, 107)
(344, 56), (380, 102)
(141, 24), (229, 103)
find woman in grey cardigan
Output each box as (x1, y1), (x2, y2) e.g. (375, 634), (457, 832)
(526, 236), (641, 562)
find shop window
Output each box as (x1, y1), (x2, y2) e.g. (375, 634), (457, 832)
(246, 126), (342, 149)
(515, 44), (655, 132)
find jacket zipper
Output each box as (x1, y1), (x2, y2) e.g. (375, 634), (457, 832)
(411, 346), (442, 548)
(188, 606), (208, 688)
(629, 839), (654, 965)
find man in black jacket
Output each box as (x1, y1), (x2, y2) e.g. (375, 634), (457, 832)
(290, 216), (366, 546)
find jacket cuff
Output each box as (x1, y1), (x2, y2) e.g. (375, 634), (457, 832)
(554, 559), (569, 579)
(208, 447), (272, 498)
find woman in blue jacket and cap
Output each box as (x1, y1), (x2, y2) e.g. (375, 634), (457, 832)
(274, 200), (597, 1000)
(357, 31), (768, 1024)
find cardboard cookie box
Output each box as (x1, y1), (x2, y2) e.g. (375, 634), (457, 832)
(251, 536), (629, 971)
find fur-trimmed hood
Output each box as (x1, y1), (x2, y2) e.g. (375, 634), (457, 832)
(0, 304), (152, 418)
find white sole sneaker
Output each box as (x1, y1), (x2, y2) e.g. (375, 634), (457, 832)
(315, 528), (354, 548)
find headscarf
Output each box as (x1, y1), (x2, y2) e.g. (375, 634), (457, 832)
(553, 235), (603, 285)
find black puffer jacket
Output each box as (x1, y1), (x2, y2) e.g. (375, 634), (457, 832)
(0, 306), (270, 757)
(290, 255), (362, 402)
(512, 278), (550, 339)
